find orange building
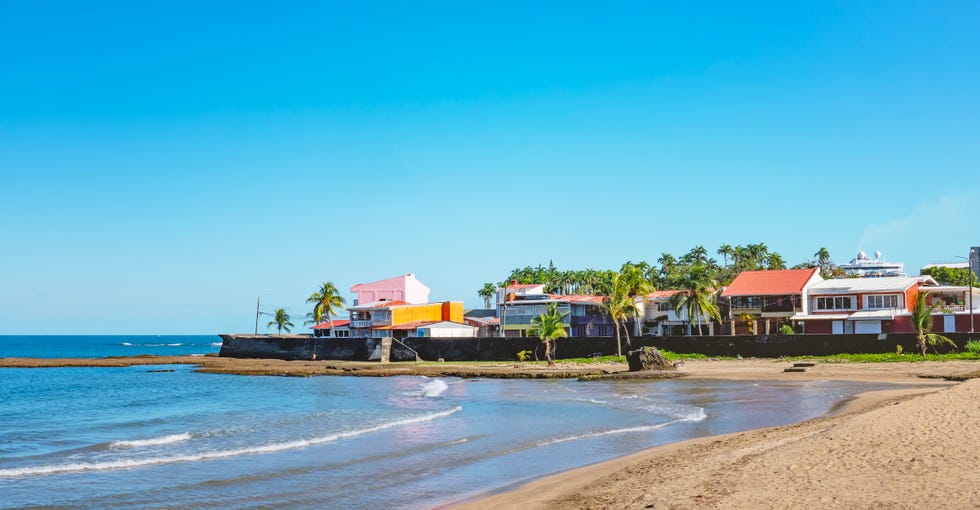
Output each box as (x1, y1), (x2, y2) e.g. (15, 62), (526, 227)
(348, 300), (464, 339)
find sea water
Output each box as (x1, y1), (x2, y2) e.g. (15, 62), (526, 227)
(0, 335), (222, 358)
(0, 337), (900, 508)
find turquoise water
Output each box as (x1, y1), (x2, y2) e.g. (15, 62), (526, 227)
(0, 335), (222, 358)
(0, 337), (899, 508)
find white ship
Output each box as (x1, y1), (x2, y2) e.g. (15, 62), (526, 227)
(839, 250), (906, 277)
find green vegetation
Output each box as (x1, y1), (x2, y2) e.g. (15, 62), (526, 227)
(268, 308), (294, 334)
(306, 281), (346, 328)
(529, 302), (569, 365)
(668, 264), (721, 335)
(964, 339), (980, 354)
(920, 266), (979, 287)
(516, 350), (532, 362)
(478, 282), (496, 309)
(910, 291), (957, 355)
(779, 324), (795, 335)
(603, 264), (654, 356)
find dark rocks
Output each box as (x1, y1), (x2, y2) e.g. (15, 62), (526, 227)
(626, 347), (675, 372)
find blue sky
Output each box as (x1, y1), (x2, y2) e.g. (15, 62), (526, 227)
(2, 1), (978, 334)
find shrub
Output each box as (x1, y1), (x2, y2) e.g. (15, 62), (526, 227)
(779, 324), (795, 335)
(895, 344), (903, 355)
(516, 350), (532, 362)
(965, 340), (980, 355)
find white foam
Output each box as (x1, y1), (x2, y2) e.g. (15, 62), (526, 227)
(420, 379), (448, 398)
(166, 343), (183, 346)
(210, 342), (223, 347)
(538, 412), (707, 447)
(111, 433), (192, 448)
(0, 406), (462, 478)
(121, 342), (132, 346)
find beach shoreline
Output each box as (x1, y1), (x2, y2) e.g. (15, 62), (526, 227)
(3, 355), (977, 508)
(450, 370), (979, 510)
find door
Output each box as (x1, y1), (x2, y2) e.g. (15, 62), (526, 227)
(943, 315), (956, 333)
(855, 320), (882, 334)
(832, 321), (844, 334)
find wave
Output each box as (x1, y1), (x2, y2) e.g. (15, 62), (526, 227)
(420, 379), (448, 398)
(537, 413), (707, 447)
(0, 407), (462, 478)
(166, 343), (183, 347)
(111, 433), (192, 448)
(210, 342), (223, 347)
(121, 342), (132, 346)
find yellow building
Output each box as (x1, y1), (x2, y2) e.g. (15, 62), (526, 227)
(348, 300), (464, 338)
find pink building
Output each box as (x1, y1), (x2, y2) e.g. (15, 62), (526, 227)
(350, 274), (430, 306)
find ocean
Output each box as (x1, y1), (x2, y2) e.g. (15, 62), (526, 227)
(0, 336), (898, 509)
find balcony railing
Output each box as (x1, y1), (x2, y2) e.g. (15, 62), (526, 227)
(350, 320), (372, 328)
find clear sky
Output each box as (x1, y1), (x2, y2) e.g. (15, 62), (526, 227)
(2, 1), (978, 334)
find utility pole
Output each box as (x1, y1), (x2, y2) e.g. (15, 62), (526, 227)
(255, 296), (261, 335)
(970, 248), (976, 333)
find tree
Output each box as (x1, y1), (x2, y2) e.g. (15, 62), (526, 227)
(814, 247), (831, 267)
(478, 282), (496, 309)
(529, 303), (569, 365)
(767, 253), (787, 270)
(921, 266), (979, 287)
(668, 265), (721, 336)
(717, 244), (734, 268)
(307, 281), (346, 330)
(909, 292), (956, 356)
(604, 273), (641, 356)
(268, 308), (294, 334)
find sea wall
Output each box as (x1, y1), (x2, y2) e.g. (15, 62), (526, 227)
(219, 333), (978, 362)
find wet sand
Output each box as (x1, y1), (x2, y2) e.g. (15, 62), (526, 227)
(453, 360), (980, 510)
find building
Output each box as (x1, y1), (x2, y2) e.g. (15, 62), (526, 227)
(463, 309), (500, 337)
(792, 276), (937, 334)
(311, 319), (350, 338)
(415, 321), (478, 338)
(350, 274), (430, 306)
(721, 268), (823, 335)
(639, 290), (716, 336)
(499, 289), (620, 337)
(348, 300), (464, 339)
(839, 251), (906, 277)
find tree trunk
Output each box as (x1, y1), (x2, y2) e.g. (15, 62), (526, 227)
(918, 332), (927, 356)
(614, 320), (622, 357)
(623, 322), (632, 347)
(544, 340), (554, 365)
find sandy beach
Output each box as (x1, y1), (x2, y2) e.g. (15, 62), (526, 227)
(454, 361), (980, 510)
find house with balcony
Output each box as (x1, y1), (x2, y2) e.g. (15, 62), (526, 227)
(792, 276), (937, 334)
(350, 274), (430, 306)
(348, 300), (464, 339)
(499, 291), (620, 337)
(639, 290), (716, 336)
(311, 319), (350, 338)
(721, 268), (823, 335)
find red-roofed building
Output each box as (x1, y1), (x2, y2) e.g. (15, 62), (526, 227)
(721, 268), (823, 334)
(311, 320), (350, 338)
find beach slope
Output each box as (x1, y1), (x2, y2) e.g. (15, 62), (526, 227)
(456, 379), (980, 509)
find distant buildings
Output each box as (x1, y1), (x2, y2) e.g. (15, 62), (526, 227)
(721, 268), (822, 335)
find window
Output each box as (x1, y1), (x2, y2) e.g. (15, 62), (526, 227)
(866, 295), (899, 309)
(815, 296), (853, 310)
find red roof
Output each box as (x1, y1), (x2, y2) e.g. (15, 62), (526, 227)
(354, 300), (410, 309)
(647, 290), (684, 299)
(507, 283), (543, 290)
(550, 294), (606, 304)
(311, 320), (350, 330)
(374, 320), (437, 331)
(721, 268), (820, 297)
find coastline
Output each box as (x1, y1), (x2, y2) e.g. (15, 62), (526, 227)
(451, 376), (979, 509)
(3, 355), (977, 507)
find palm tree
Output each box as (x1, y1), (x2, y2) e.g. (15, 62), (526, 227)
(478, 282), (496, 309)
(669, 265), (721, 336)
(529, 303), (569, 365)
(909, 292), (956, 356)
(814, 247), (831, 267)
(307, 281), (346, 331)
(603, 273), (641, 356)
(717, 244), (734, 267)
(268, 308), (294, 335)
(767, 253), (787, 270)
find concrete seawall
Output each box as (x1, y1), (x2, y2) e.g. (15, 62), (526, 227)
(219, 333), (977, 362)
